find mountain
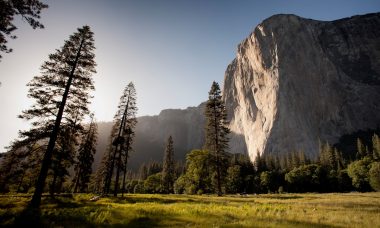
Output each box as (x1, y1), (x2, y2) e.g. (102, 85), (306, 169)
(223, 13), (380, 161)
(95, 13), (380, 170)
(94, 103), (206, 171)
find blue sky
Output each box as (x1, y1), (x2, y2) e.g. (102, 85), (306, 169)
(0, 0), (379, 150)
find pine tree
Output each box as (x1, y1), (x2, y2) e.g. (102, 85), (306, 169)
(0, 0), (48, 59)
(72, 114), (98, 193)
(121, 87), (138, 196)
(356, 138), (366, 159)
(161, 136), (175, 194)
(204, 81), (230, 196)
(139, 164), (148, 180)
(372, 134), (380, 160)
(102, 82), (137, 196)
(16, 25), (98, 207)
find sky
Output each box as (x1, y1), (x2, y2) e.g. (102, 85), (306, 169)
(0, 0), (379, 151)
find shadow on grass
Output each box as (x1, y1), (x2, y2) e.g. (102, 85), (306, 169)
(124, 217), (160, 228)
(261, 195), (304, 200)
(43, 196), (82, 208)
(102, 195), (204, 205)
(13, 205), (42, 227)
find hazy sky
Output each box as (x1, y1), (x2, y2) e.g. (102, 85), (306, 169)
(0, 0), (379, 151)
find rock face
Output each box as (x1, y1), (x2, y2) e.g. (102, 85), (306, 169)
(223, 13), (380, 161)
(94, 103), (206, 171)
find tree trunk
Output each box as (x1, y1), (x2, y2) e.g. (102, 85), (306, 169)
(30, 37), (85, 208)
(113, 144), (123, 196)
(213, 103), (222, 196)
(121, 134), (130, 197)
(110, 95), (130, 196)
(50, 170), (58, 197)
(73, 167), (81, 193)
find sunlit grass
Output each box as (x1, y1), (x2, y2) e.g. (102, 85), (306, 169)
(0, 192), (379, 227)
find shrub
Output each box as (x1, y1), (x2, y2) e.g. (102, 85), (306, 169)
(347, 157), (372, 191)
(369, 162), (380, 191)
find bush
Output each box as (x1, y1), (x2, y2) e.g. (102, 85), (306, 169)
(144, 173), (162, 193)
(347, 157), (372, 191)
(133, 181), (145, 193)
(369, 162), (380, 191)
(174, 175), (187, 194)
(226, 165), (242, 194)
(285, 164), (323, 192)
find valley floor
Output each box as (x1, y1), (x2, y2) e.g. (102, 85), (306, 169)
(0, 192), (379, 227)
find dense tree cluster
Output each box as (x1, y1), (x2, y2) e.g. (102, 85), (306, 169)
(170, 133), (380, 195)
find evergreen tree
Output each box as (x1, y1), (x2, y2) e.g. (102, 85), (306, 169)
(204, 81), (230, 196)
(161, 136), (175, 193)
(139, 164), (148, 180)
(319, 142), (336, 170)
(372, 134), (380, 160)
(103, 82), (137, 196)
(16, 25), (97, 207)
(356, 138), (367, 159)
(0, 0), (48, 59)
(254, 152), (265, 172)
(147, 162), (163, 176)
(72, 115), (98, 193)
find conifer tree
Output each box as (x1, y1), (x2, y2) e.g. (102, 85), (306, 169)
(102, 82), (137, 196)
(72, 115), (98, 193)
(161, 136), (175, 193)
(121, 86), (138, 196)
(204, 81), (230, 196)
(13, 26), (98, 207)
(372, 134), (380, 160)
(139, 164), (148, 180)
(356, 138), (367, 159)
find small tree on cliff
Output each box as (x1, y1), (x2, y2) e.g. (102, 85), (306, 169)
(204, 81), (230, 196)
(161, 136), (175, 193)
(18, 26), (97, 207)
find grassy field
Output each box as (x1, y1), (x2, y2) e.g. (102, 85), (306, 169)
(0, 193), (379, 227)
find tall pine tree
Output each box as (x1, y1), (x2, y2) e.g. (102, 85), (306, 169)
(102, 82), (137, 196)
(161, 136), (175, 194)
(204, 81), (230, 196)
(14, 26), (97, 207)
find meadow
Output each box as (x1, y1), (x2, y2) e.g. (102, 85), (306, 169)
(0, 192), (379, 227)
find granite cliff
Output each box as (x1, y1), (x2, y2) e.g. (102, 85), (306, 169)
(223, 13), (380, 161)
(95, 13), (380, 169)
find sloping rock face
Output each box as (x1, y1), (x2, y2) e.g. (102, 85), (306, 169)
(223, 13), (380, 161)
(94, 103), (206, 171)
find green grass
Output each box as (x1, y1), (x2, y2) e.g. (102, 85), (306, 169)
(0, 192), (379, 227)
